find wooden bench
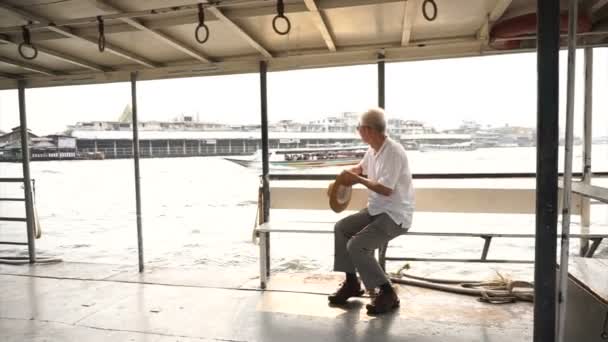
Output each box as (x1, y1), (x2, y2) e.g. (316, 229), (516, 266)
(255, 181), (606, 288)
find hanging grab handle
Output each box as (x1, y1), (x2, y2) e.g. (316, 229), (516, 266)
(422, 0), (437, 21)
(18, 25), (38, 60)
(272, 0), (291, 35)
(195, 3), (210, 44)
(97, 16), (106, 52)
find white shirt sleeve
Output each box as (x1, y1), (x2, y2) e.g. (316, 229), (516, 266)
(359, 149), (371, 175)
(376, 150), (403, 190)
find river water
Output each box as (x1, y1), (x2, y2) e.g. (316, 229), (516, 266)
(1, 146), (607, 283)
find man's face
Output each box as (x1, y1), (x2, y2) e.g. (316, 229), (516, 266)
(356, 122), (371, 143)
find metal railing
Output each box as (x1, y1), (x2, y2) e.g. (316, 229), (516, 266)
(0, 178), (35, 247)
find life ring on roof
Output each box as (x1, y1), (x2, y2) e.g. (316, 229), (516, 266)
(490, 12), (592, 50)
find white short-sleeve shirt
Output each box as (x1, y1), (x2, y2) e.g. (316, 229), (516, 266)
(360, 137), (414, 228)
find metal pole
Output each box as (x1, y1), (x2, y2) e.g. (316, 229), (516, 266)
(18, 80), (35, 263)
(580, 47), (593, 256)
(557, 1), (578, 340)
(535, 1), (560, 341)
(378, 53), (385, 109)
(260, 61), (270, 278)
(260, 61), (270, 222)
(131, 72), (144, 272)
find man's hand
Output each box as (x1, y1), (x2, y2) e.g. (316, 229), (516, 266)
(348, 165), (363, 175)
(339, 169), (360, 186)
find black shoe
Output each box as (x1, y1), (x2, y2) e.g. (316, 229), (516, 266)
(366, 287), (400, 315)
(328, 280), (364, 305)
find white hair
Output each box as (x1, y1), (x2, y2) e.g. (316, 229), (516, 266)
(361, 108), (386, 134)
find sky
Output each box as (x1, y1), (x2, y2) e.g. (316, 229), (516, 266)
(0, 49), (607, 137)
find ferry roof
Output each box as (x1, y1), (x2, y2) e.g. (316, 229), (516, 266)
(0, 0), (605, 90)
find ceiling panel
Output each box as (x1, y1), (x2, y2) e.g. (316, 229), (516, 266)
(0, 43), (84, 72)
(232, 11), (328, 54)
(162, 21), (260, 59)
(5, 0), (111, 22)
(103, 30), (182, 64)
(104, 0), (198, 12)
(411, 0), (489, 41)
(324, 3), (404, 47)
(36, 38), (128, 68)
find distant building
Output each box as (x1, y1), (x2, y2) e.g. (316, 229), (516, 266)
(0, 127), (76, 161)
(387, 119), (435, 136)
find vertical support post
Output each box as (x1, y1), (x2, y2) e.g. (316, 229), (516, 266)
(183, 140), (186, 155)
(557, 2), (578, 339)
(131, 72), (144, 273)
(260, 61), (271, 286)
(580, 47), (593, 256)
(198, 140), (202, 155)
(534, 1), (560, 341)
(94, 140), (98, 154)
(229, 139), (232, 154)
(149, 140), (153, 157)
(377, 53), (385, 109)
(166, 140), (170, 156)
(113, 140), (118, 158)
(18, 80), (35, 263)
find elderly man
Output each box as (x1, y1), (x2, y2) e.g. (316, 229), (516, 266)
(329, 108), (414, 315)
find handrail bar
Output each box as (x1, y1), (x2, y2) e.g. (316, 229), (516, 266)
(268, 171), (608, 181)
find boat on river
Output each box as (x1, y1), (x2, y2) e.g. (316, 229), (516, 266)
(224, 145), (367, 168)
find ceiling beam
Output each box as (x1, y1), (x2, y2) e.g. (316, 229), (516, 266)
(0, 2), (160, 68)
(207, 7), (272, 58)
(95, 1), (212, 63)
(304, 0), (336, 51)
(0, 34), (106, 72)
(401, 0), (419, 46)
(0, 72), (19, 79)
(0, 56), (58, 76)
(477, 0), (513, 41)
(592, 0), (608, 13)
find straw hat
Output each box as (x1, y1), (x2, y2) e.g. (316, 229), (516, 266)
(328, 173), (355, 213)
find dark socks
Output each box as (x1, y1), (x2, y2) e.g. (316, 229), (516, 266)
(345, 272), (358, 284)
(380, 282), (394, 293)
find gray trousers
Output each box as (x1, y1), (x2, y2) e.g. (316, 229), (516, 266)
(333, 208), (407, 290)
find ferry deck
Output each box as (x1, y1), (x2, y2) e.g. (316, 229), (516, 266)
(1, 1), (608, 341)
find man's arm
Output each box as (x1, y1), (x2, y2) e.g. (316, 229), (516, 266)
(341, 170), (393, 197)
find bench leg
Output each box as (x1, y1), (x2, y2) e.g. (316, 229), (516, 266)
(259, 232), (268, 289)
(584, 238), (602, 258)
(481, 236), (492, 261)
